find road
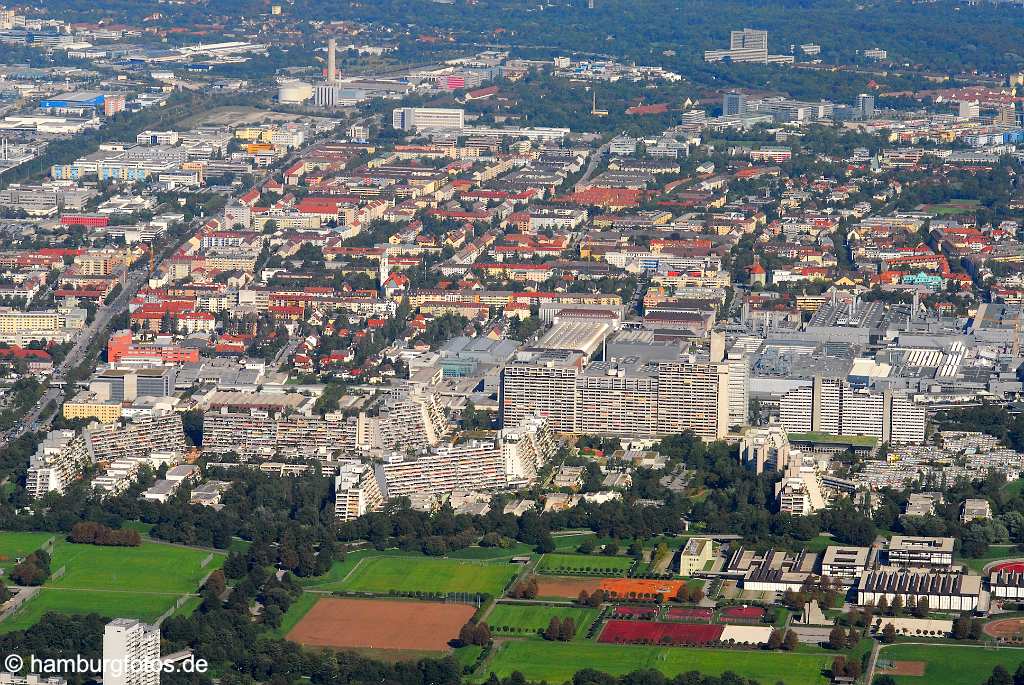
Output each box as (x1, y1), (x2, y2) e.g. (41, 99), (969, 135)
(575, 141), (610, 192)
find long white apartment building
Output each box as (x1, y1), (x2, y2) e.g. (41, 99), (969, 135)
(779, 376), (926, 443)
(381, 415), (557, 498)
(334, 461), (384, 522)
(0, 307), (88, 345)
(103, 619), (161, 685)
(203, 408), (358, 459)
(392, 107), (465, 131)
(501, 345), (731, 439)
(360, 384), (449, 452)
(25, 430), (89, 499)
(83, 413), (187, 463)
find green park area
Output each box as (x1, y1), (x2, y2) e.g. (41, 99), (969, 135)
(0, 532), (55, 576)
(329, 555), (518, 595)
(537, 553), (634, 576)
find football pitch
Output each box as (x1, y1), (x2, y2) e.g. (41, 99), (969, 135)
(486, 603), (598, 639)
(478, 640), (833, 684)
(338, 556), (518, 595)
(878, 643), (1024, 685)
(0, 532), (224, 632)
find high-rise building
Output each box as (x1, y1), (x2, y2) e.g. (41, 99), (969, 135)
(656, 356), (731, 440)
(391, 107), (465, 131)
(103, 619), (161, 685)
(704, 28), (794, 64)
(83, 413), (188, 463)
(958, 100), (980, 120)
(334, 461), (384, 521)
(25, 430), (89, 499)
(500, 349), (585, 432)
(723, 92), (746, 116)
(778, 377), (925, 443)
(359, 385), (449, 451)
(857, 93), (875, 120)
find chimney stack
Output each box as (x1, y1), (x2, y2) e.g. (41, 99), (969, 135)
(327, 38), (337, 82)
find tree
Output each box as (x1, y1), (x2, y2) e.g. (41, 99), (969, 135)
(828, 626), (847, 650)
(847, 626), (860, 647)
(558, 617), (575, 641)
(459, 622), (476, 646)
(831, 656), (847, 678)
(877, 596), (889, 614)
(891, 594), (904, 617)
(766, 629), (783, 650)
(577, 590), (591, 606)
(915, 596), (929, 618)
(1012, 662), (1024, 685)
(988, 665), (1013, 685)
(205, 569), (227, 597)
(953, 615), (972, 640)
(544, 617), (561, 641)
(783, 629), (799, 651)
(472, 622), (491, 645)
(880, 622), (897, 644)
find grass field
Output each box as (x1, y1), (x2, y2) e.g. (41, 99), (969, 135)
(963, 545), (1020, 574)
(0, 532), (55, 575)
(48, 540), (222, 593)
(275, 592), (320, 638)
(537, 553), (633, 576)
(0, 589), (171, 633)
(878, 643), (1024, 685)
(0, 536), (224, 633)
(486, 604), (598, 639)
(337, 556), (518, 595)
(478, 640), (832, 684)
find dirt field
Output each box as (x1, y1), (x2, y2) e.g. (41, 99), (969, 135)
(983, 618), (1024, 640)
(534, 576), (604, 598)
(285, 597), (475, 652)
(879, 660), (926, 676)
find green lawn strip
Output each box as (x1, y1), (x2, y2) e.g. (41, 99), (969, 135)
(0, 531), (56, 573)
(962, 545), (1020, 574)
(47, 540), (223, 593)
(274, 591), (320, 638)
(336, 556), (518, 595)
(486, 603), (597, 639)
(447, 544), (535, 560)
(538, 553), (633, 575)
(476, 640), (832, 684)
(297, 549), (430, 590)
(173, 596), (204, 618)
(0, 589), (173, 633)
(453, 645), (484, 670)
(879, 643), (1024, 685)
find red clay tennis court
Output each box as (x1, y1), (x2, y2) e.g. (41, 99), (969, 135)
(599, 620), (724, 645)
(614, 605), (658, 618)
(599, 578), (686, 598)
(666, 607), (713, 621)
(720, 606), (766, 622)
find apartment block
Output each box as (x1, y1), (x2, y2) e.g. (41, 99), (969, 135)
(779, 376), (925, 443)
(25, 430), (89, 499)
(203, 408), (358, 459)
(84, 413), (187, 463)
(334, 461), (384, 521)
(103, 619), (160, 685)
(500, 349), (585, 433)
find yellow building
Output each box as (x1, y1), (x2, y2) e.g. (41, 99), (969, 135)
(63, 392), (122, 424)
(678, 537), (715, 575)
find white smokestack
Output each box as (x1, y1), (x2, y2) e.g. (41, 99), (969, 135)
(327, 38), (337, 82)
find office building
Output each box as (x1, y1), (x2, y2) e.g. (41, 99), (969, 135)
(103, 619), (161, 685)
(886, 536), (955, 569)
(820, 546), (872, 582)
(391, 107), (465, 131)
(678, 537), (715, 575)
(25, 430), (89, 499)
(723, 92), (746, 116)
(857, 93), (875, 120)
(778, 376), (925, 443)
(704, 28), (794, 64)
(334, 461), (384, 521)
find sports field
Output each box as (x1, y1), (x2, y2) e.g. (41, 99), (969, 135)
(0, 531), (54, 576)
(0, 536), (224, 633)
(338, 556), (518, 595)
(479, 640), (833, 684)
(0, 589), (172, 633)
(537, 554), (633, 576)
(878, 644), (1024, 685)
(486, 603), (598, 638)
(287, 597), (474, 652)
(48, 540), (222, 593)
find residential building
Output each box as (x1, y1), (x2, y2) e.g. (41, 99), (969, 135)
(500, 349), (585, 432)
(334, 462), (384, 521)
(25, 430), (89, 499)
(84, 414), (187, 463)
(103, 619), (161, 685)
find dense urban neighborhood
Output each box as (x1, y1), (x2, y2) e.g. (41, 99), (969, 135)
(6, 2), (1024, 685)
